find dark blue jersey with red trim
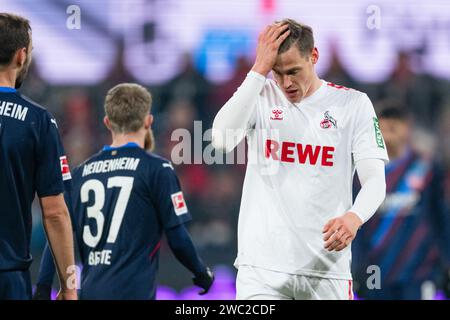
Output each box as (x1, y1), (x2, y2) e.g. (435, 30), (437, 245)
(0, 87), (69, 271)
(352, 150), (450, 292)
(70, 143), (191, 299)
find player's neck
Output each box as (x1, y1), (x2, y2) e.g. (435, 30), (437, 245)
(0, 70), (16, 88)
(304, 75), (322, 98)
(110, 131), (145, 149)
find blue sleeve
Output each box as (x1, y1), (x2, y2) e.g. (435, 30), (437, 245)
(36, 242), (56, 286)
(35, 112), (69, 197)
(151, 162), (192, 229)
(166, 223), (207, 276)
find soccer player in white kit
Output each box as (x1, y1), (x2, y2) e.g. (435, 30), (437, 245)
(212, 19), (389, 300)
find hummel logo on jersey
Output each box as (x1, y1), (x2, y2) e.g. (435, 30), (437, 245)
(320, 111), (337, 129)
(270, 107), (283, 121)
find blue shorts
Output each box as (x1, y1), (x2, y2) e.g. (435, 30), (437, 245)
(0, 270), (32, 300)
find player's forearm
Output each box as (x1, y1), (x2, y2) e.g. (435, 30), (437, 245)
(166, 224), (207, 276)
(37, 180), (73, 287)
(350, 158), (387, 224)
(40, 198), (76, 291)
(212, 71), (265, 153)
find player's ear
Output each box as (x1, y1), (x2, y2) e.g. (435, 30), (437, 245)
(104, 116), (112, 130)
(144, 114), (153, 129)
(311, 47), (319, 65)
(15, 48), (27, 67)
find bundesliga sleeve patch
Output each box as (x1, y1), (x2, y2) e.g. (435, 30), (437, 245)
(171, 191), (188, 216)
(60, 155), (72, 181)
(373, 117), (385, 149)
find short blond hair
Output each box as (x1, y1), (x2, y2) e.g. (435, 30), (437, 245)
(104, 83), (152, 133)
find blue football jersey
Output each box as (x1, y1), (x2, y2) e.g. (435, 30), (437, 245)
(71, 143), (191, 299)
(0, 87), (69, 271)
(352, 150), (450, 296)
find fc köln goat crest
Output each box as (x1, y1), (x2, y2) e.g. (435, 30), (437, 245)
(320, 111), (337, 129)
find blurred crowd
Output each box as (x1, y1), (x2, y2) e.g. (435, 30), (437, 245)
(23, 46), (450, 294)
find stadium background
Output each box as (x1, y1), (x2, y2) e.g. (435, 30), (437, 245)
(2, 0), (449, 299)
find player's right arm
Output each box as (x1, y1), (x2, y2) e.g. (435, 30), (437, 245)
(35, 111), (77, 300)
(40, 195), (77, 300)
(152, 161), (214, 294)
(166, 224), (214, 294)
(34, 172), (75, 300)
(211, 23), (290, 153)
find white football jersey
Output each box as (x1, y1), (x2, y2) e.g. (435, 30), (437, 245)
(235, 74), (389, 280)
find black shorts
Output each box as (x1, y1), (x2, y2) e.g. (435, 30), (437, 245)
(0, 270), (32, 300)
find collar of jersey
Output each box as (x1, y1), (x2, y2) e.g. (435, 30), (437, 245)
(293, 79), (327, 107)
(103, 142), (140, 151)
(0, 87), (17, 93)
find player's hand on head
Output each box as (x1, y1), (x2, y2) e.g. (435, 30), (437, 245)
(193, 267), (214, 295)
(252, 22), (290, 76)
(322, 212), (363, 252)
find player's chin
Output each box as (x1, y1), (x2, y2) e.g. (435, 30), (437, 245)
(284, 89), (303, 103)
(285, 91), (301, 103)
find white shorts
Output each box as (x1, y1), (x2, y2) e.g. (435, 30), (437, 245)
(236, 265), (354, 300)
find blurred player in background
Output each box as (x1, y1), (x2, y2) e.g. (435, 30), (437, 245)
(35, 83), (214, 300)
(0, 13), (76, 300)
(352, 104), (450, 299)
(212, 19), (388, 300)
